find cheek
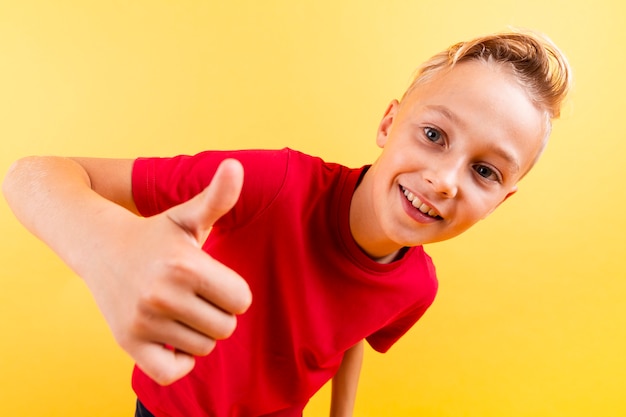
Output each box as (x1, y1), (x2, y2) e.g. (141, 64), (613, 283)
(477, 195), (510, 221)
(462, 193), (502, 222)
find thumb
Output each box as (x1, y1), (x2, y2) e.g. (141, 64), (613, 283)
(167, 158), (244, 243)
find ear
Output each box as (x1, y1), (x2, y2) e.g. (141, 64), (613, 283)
(376, 99), (399, 148)
(503, 186), (518, 202)
(482, 186), (518, 219)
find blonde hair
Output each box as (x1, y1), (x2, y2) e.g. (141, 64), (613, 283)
(403, 30), (572, 120)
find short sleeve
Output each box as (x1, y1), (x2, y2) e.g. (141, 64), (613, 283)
(365, 298), (434, 353)
(365, 253), (438, 353)
(131, 148), (290, 227)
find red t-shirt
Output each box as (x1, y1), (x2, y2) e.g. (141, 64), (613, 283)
(131, 148), (438, 417)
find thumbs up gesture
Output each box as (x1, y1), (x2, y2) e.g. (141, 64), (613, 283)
(3, 156), (252, 386)
(88, 159), (252, 385)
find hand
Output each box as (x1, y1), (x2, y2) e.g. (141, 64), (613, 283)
(86, 159), (252, 385)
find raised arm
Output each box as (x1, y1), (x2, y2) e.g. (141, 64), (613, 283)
(2, 156), (252, 385)
(330, 340), (364, 417)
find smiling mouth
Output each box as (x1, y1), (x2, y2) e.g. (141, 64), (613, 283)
(401, 186), (442, 219)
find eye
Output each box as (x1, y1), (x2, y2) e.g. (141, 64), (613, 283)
(473, 164), (501, 182)
(423, 127), (442, 142)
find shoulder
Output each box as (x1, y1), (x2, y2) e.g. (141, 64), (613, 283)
(217, 148), (351, 227)
(132, 148), (297, 216)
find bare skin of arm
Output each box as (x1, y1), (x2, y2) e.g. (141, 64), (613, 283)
(330, 340), (364, 417)
(2, 156), (252, 385)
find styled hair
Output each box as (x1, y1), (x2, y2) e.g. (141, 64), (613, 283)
(403, 29), (572, 121)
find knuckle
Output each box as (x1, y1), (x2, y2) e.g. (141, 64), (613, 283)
(231, 280), (253, 314)
(139, 282), (176, 313)
(139, 293), (168, 316)
(129, 298), (166, 339)
(139, 355), (195, 387)
(152, 367), (179, 386)
(161, 255), (193, 283)
(194, 338), (217, 356)
(213, 314), (237, 340)
(158, 255), (207, 294)
(114, 330), (134, 352)
(129, 311), (154, 338)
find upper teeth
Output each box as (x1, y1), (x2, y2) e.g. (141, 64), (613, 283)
(402, 187), (440, 218)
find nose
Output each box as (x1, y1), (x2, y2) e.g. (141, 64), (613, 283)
(424, 162), (460, 198)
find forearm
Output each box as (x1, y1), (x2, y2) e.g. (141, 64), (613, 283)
(330, 340), (364, 417)
(2, 156), (136, 278)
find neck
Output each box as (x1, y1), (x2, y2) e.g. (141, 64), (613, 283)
(372, 248), (408, 264)
(349, 169), (404, 264)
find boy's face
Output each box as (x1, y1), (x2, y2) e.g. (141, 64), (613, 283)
(365, 60), (546, 252)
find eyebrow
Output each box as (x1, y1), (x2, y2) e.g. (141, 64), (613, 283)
(424, 104), (521, 174)
(424, 104), (460, 125)
(491, 146), (520, 174)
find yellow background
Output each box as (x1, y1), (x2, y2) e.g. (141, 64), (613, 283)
(1, 1), (624, 416)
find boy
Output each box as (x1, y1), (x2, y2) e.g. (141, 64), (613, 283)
(3, 30), (571, 417)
